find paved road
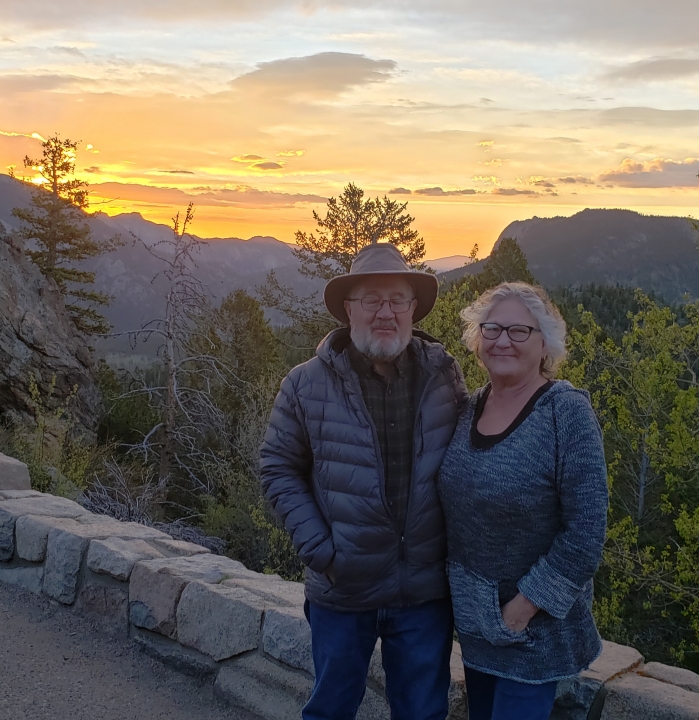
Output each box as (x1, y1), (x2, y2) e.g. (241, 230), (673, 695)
(0, 581), (254, 720)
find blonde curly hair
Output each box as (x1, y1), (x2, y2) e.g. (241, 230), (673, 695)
(460, 282), (567, 379)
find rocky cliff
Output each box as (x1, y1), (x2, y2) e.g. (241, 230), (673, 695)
(0, 229), (100, 437)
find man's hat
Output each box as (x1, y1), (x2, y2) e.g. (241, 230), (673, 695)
(324, 243), (439, 325)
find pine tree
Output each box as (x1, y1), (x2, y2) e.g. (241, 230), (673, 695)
(12, 135), (116, 334)
(260, 182), (427, 340)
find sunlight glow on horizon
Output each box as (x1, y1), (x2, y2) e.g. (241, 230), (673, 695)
(1, 1), (698, 257)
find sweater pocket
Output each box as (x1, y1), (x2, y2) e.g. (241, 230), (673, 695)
(447, 561), (532, 648)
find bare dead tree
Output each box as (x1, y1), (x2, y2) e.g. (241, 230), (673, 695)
(108, 203), (243, 496)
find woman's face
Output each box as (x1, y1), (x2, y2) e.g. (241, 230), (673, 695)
(479, 297), (547, 384)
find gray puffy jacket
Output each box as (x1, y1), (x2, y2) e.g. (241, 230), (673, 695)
(260, 327), (467, 610)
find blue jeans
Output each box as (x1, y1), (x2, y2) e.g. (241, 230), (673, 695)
(464, 667), (557, 720)
(303, 599), (453, 720)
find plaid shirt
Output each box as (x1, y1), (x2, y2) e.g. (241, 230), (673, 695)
(346, 342), (416, 531)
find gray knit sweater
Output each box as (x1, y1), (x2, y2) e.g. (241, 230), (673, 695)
(437, 380), (608, 683)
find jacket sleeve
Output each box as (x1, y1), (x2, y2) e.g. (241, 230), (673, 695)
(517, 391), (609, 619)
(259, 371), (335, 574)
(451, 358), (470, 415)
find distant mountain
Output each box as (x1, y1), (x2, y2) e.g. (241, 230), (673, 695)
(0, 175), (316, 342)
(440, 209), (699, 303)
(424, 255), (474, 273)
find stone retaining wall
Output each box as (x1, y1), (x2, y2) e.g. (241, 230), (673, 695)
(1, 452), (698, 720)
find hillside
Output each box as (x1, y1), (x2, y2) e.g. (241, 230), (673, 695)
(441, 209), (699, 302)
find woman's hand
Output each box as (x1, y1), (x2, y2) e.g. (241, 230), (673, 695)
(501, 593), (539, 632)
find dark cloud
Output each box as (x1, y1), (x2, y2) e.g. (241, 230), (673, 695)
(5, 1), (698, 51)
(558, 175), (594, 184)
(389, 187), (412, 194)
(231, 52), (397, 99)
(530, 180), (556, 188)
(252, 161), (283, 170)
(0, 74), (84, 93)
(91, 181), (327, 207)
(491, 188), (540, 196)
(599, 107), (699, 128)
(232, 154), (264, 162)
(159, 169), (195, 174)
(598, 158), (699, 187)
(415, 187), (477, 196)
(548, 136), (581, 143)
(84, 166), (100, 174)
(604, 57), (699, 82)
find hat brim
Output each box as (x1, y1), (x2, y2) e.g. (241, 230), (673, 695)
(324, 271), (439, 325)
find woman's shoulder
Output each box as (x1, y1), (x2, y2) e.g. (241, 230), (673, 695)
(540, 380), (601, 437)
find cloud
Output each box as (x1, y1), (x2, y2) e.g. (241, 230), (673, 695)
(558, 175), (594, 184)
(598, 157), (699, 187)
(84, 166), (101, 173)
(524, 176), (555, 187)
(232, 154), (264, 163)
(415, 187), (477, 196)
(389, 187), (411, 194)
(599, 107), (699, 128)
(90, 181), (327, 208)
(159, 169), (195, 174)
(477, 140), (495, 147)
(0, 129), (45, 141)
(231, 52), (397, 99)
(0, 74), (85, 93)
(4, 1), (699, 51)
(491, 188), (540, 196)
(277, 150), (304, 157)
(604, 57), (699, 82)
(252, 161), (284, 170)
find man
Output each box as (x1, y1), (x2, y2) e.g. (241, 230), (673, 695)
(260, 243), (467, 720)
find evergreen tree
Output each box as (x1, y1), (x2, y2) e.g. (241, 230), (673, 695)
(12, 135), (116, 334)
(260, 182), (427, 339)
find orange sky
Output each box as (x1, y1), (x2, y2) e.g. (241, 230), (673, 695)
(2, 1), (698, 258)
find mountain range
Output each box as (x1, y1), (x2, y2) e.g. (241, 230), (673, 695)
(2, 173), (698, 359)
(441, 208), (699, 302)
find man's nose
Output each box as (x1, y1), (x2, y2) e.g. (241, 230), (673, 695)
(375, 300), (396, 319)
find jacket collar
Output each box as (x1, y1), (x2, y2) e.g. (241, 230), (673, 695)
(316, 326), (453, 378)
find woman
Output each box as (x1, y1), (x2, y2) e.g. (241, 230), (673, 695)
(438, 282), (608, 720)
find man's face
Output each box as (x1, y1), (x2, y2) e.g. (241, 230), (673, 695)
(344, 276), (416, 361)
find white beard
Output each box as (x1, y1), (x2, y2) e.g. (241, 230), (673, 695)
(350, 323), (410, 362)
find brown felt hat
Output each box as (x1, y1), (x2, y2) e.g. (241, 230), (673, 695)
(324, 243), (439, 325)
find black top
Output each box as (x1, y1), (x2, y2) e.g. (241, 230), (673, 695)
(471, 380), (554, 450)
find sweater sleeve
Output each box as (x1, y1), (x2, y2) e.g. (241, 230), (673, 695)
(517, 391), (608, 619)
(259, 370), (335, 574)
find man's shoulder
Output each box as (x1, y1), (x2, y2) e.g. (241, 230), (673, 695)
(281, 355), (333, 394)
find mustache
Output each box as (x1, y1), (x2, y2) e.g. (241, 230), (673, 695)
(371, 321), (398, 331)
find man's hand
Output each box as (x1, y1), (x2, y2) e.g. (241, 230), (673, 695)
(501, 593), (539, 632)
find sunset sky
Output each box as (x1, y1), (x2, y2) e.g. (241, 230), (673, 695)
(2, 0), (699, 258)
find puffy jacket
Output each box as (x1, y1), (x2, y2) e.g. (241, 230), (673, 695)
(260, 327), (467, 610)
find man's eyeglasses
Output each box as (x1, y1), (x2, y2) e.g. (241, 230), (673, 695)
(347, 296), (415, 314)
(479, 323), (541, 342)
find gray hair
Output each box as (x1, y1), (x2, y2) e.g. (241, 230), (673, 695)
(460, 282), (567, 378)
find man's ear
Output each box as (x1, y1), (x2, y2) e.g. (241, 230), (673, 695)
(344, 300), (353, 321)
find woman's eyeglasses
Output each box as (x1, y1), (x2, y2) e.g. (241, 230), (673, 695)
(479, 323), (541, 342)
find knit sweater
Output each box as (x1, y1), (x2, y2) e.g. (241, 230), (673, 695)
(437, 380), (608, 683)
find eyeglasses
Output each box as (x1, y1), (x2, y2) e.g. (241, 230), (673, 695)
(479, 323), (541, 342)
(347, 296), (416, 314)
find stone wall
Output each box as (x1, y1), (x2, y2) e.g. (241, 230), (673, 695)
(1, 452), (698, 720)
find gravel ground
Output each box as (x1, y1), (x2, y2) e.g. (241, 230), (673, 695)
(0, 581), (255, 720)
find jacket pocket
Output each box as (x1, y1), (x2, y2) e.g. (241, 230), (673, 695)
(447, 560), (532, 648)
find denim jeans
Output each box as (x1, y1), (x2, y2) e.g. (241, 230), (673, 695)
(302, 599), (453, 720)
(464, 666), (557, 720)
